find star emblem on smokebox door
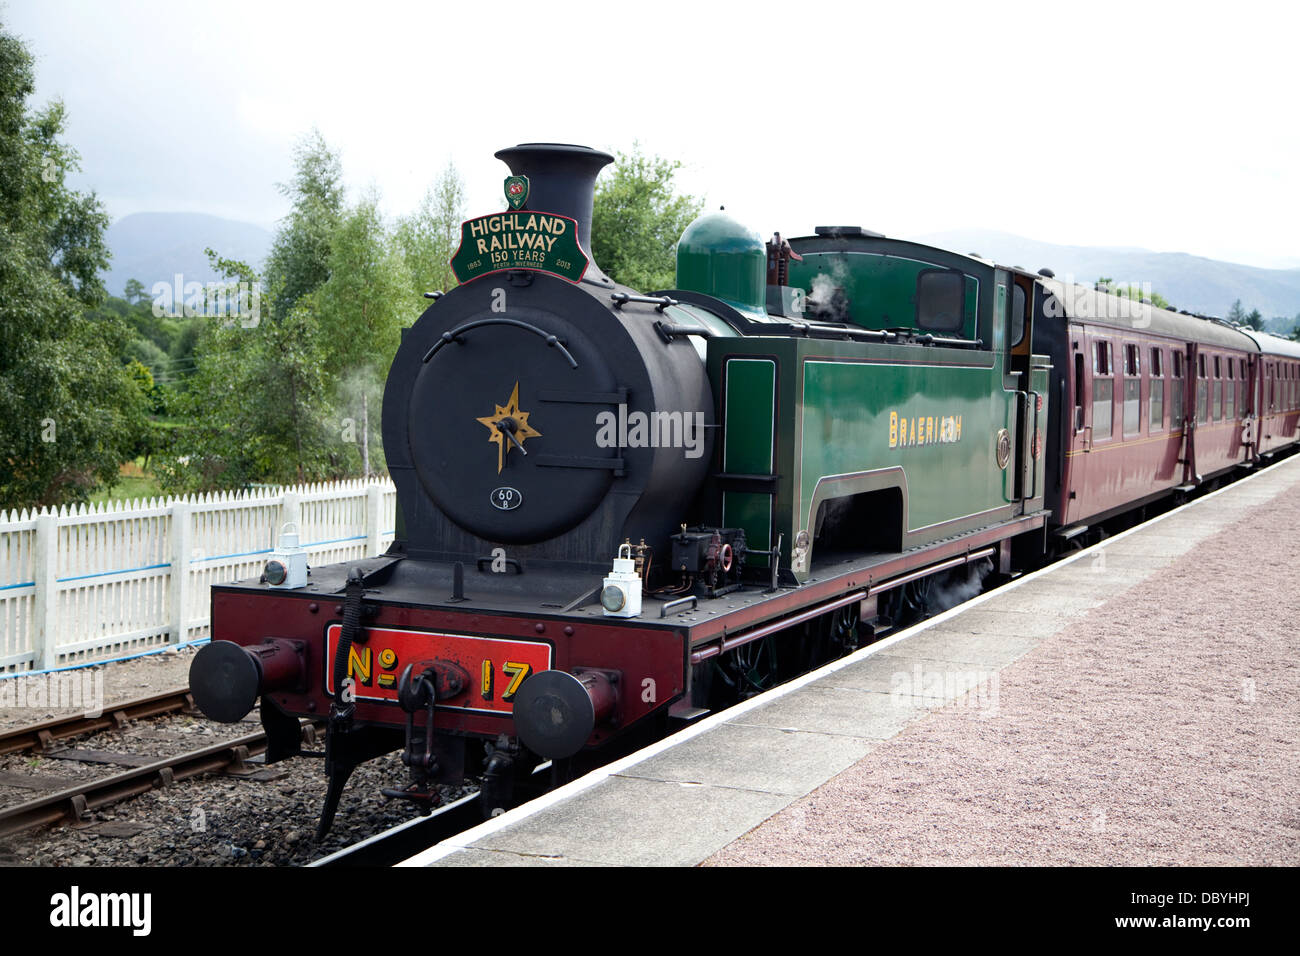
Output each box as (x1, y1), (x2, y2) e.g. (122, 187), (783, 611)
(476, 381), (541, 474)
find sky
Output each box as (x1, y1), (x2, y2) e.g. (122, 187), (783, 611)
(5, 0), (1298, 269)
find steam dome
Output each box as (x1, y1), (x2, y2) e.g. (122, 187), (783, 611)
(675, 211), (766, 314)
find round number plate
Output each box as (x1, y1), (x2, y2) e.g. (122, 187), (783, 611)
(491, 487), (522, 510)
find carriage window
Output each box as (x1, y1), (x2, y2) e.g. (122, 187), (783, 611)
(916, 269), (965, 333)
(1171, 351), (1184, 427)
(1073, 351), (1085, 431)
(1093, 340), (1113, 440)
(1010, 284), (1026, 348)
(1094, 341), (1111, 375)
(1150, 348), (1164, 430)
(1196, 352), (1209, 423)
(1123, 344), (1140, 435)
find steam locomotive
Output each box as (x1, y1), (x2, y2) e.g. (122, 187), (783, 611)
(189, 143), (1300, 836)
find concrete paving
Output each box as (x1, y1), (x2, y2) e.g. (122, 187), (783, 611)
(402, 454), (1300, 867)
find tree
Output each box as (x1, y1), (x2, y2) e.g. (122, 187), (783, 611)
(592, 145), (703, 291)
(1227, 299), (1247, 325)
(1108, 282), (1170, 310)
(156, 134), (421, 491)
(1244, 308), (1264, 331)
(263, 129), (344, 320)
(0, 23), (149, 510)
(156, 263), (336, 491)
(395, 161), (465, 297)
(316, 193), (414, 474)
(158, 235), (341, 491)
(123, 277), (147, 305)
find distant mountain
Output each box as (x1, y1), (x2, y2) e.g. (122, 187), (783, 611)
(914, 229), (1300, 323)
(102, 212), (272, 298)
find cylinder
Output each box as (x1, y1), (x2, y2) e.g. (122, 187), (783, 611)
(511, 669), (617, 759)
(189, 638), (304, 723)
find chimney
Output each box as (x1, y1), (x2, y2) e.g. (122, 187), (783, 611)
(494, 143), (614, 285)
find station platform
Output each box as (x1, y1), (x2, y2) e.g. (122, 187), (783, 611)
(401, 456), (1300, 867)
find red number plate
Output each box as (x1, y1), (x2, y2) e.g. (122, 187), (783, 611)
(324, 624), (553, 714)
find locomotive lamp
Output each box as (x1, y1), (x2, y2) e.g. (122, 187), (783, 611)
(264, 522), (308, 589)
(601, 543), (642, 617)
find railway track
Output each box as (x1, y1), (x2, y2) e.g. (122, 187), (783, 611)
(0, 687), (323, 839)
(0, 686), (198, 756)
(0, 686), (479, 862)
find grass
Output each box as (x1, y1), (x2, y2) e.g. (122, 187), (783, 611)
(89, 458), (164, 505)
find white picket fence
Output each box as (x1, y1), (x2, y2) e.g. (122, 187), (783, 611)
(0, 479), (397, 674)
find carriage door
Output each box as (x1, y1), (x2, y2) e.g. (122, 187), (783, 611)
(1180, 342), (1200, 486)
(1065, 328), (1092, 525)
(1006, 274), (1039, 504)
(1241, 354), (1258, 460)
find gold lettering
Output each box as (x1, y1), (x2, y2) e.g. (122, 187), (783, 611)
(347, 646), (372, 687)
(889, 410), (897, 448)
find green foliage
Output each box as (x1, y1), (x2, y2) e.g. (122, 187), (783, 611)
(1225, 299), (1266, 330)
(157, 294), (337, 492)
(316, 193), (416, 474)
(592, 145), (703, 291)
(0, 23), (149, 510)
(317, 194), (412, 376)
(395, 161), (465, 297)
(263, 130), (344, 320)
(156, 135), (427, 491)
(1107, 281), (1171, 310)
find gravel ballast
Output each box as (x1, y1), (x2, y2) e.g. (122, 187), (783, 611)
(0, 646), (472, 866)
